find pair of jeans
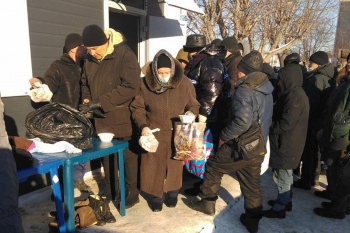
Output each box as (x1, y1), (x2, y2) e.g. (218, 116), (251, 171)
(200, 143), (264, 209)
(74, 163), (87, 182)
(272, 169), (293, 211)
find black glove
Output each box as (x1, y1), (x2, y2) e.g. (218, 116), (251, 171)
(92, 109), (106, 118)
(79, 99), (102, 113)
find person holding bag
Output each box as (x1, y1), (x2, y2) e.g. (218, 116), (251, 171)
(130, 49), (200, 212)
(189, 50), (273, 233)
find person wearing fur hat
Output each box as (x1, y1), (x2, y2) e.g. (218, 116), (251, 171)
(130, 49), (200, 212)
(189, 50), (273, 233)
(79, 24), (141, 221)
(28, 33), (92, 195)
(294, 51), (337, 192)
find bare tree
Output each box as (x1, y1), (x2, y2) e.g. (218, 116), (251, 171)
(188, 0), (338, 63)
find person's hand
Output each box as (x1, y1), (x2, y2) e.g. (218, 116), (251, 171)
(29, 77), (42, 88)
(92, 109), (106, 118)
(142, 127), (151, 136)
(198, 114), (207, 123)
(79, 99), (102, 113)
(185, 111), (194, 116)
(219, 138), (225, 147)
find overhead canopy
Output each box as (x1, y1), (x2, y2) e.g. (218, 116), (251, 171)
(164, 0), (204, 15)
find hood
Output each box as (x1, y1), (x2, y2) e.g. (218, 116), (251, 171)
(104, 28), (125, 57)
(145, 49), (184, 93)
(278, 63), (303, 95)
(314, 63), (336, 79)
(237, 71), (274, 95)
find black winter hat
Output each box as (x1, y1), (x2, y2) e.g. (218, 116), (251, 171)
(221, 36), (238, 53)
(157, 54), (172, 68)
(64, 33), (83, 52)
(211, 38), (222, 47)
(237, 50), (263, 75)
(183, 34), (206, 52)
(284, 53), (300, 66)
(82, 24), (107, 47)
(309, 51), (328, 65)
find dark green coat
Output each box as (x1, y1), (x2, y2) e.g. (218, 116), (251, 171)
(319, 75), (350, 150)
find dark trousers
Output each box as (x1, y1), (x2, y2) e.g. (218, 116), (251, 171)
(300, 131), (321, 183)
(200, 143), (264, 209)
(324, 149), (350, 213)
(101, 137), (140, 202)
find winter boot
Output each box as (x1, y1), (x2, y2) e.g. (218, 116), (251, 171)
(189, 196), (217, 216)
(88, 195), (106, 226)
(263, 208), (286, 218)
(240, 206), (263, 233)
(100, 196), (116, 223)
(314, 207), (345, 219)
(268, 200), (292, 211)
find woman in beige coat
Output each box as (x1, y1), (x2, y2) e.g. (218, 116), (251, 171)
(130, 49), (200, 212)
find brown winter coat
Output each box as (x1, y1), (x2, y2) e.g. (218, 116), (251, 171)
(81, 29), (141, 137)
(130, 50), (200, 197)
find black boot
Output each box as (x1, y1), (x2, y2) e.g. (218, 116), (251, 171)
(314, 207), (345, 219)
(268, 200), (292, 211)
(262, 208), (286, 219)
(88, 195), (106, 226)
(189, 196), (217, 216)
(240, 206), (263, 233)
(100, 197), (116, 223)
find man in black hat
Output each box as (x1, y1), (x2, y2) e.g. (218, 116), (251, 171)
(183, 34), (226, 151)
(189, 50), (273, 233)
(29, 33), (91, 194)
(79, 25), (141, 218)
(294, 51), (336, 192)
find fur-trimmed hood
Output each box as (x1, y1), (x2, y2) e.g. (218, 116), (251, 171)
(144, 49), (184, 93)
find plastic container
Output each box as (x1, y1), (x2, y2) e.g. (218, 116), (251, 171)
(179, 114), (196, 124)
(97, 133), (114, 142)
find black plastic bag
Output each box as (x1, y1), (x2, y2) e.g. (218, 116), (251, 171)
(25, 102), (93, 149)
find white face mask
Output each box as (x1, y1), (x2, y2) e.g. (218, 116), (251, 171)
(159, 75), (170, 83)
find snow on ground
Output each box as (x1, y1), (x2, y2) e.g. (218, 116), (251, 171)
(19, 168), (350, 233)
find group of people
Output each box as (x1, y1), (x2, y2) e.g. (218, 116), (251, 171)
(2, 23), (349, 233)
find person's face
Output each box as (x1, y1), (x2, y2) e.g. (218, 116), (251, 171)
(157, 67), (171, 78)
(86, 42), (108, 60)
(179, 60), (188, 69)
(237, 71), (245, 79)
(309, 62), (319, 71)
(75, 45), (87, 62)
(188, 51), (197, 60)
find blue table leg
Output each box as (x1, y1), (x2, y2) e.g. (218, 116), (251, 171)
(117, 149), (126, 216)
(50, 168), (66, 233)
(63, 160), (75, 233)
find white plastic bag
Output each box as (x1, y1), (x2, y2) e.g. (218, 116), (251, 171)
(29, 82), (53, 103)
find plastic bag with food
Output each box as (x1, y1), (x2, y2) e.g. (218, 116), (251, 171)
(138, 128), (160, 153)
(173, 122), (206, 160)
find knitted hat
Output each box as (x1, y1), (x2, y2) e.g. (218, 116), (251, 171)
(176, 48), (189, 63)
(221, 36), (238, 53)
(211, 38), (222, 47)
(82, 24), (107, 47)
(183, 34), (206, 52)
(64, 33), (83, 51)
(237, 50), (263, 74)
(157, 54), (172, 68)
(309, 51), (328, 66)
(284, 53), (300, 66)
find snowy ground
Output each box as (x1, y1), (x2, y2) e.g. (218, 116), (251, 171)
(19, 168), (350, 233)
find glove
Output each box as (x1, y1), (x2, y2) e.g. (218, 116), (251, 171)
(92, 109), (106, 118)
(79, 99), (102, 113)
(198, 114), (207, 123)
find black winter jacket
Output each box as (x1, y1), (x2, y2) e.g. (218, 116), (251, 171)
(305, 63), (335, 125)
(269, 64), (310, 169)
(220, 71), (273, 143)
(40, 54), (81, 109)
(185, 52), (225, 118)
